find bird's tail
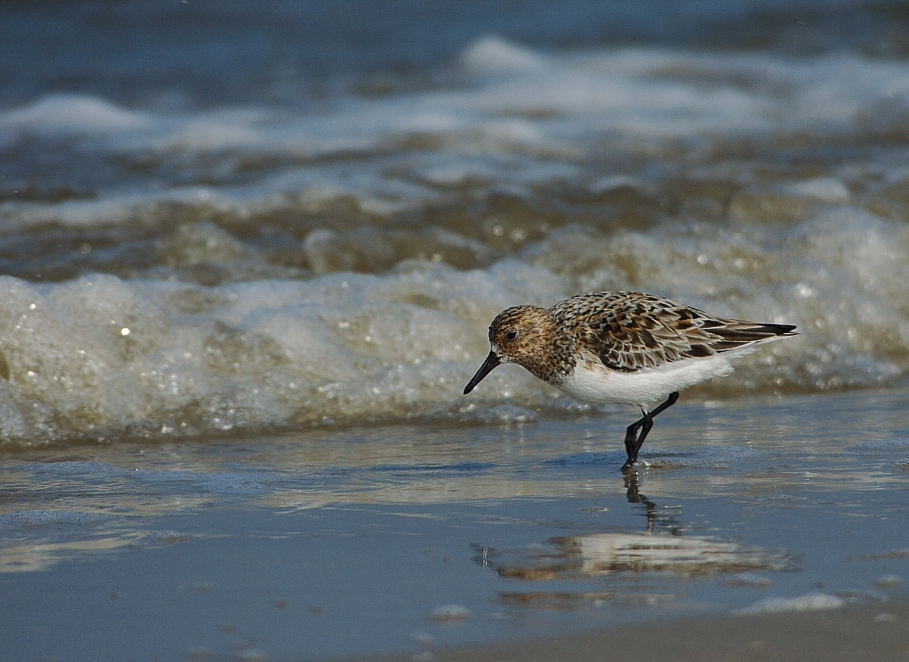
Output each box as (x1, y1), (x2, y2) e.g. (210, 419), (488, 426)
(705, 320), (797, 353)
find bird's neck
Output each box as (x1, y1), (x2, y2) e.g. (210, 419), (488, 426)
(516, 321), (576, 385)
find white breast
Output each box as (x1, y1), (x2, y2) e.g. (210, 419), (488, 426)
(559, 350), (735, 407)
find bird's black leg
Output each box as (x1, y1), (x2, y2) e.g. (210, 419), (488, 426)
(621, 411), (652, 471)
(623, 416), (644, 459)
(621, 392), (679, 472)
(648, 391), (680, 419)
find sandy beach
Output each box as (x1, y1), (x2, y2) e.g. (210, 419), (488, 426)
(355, 598), (909, 662)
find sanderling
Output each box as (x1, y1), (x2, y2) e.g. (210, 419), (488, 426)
(464, 291), (797, 471)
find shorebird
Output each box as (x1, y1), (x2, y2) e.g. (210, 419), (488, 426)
(464, 291), (797, 471)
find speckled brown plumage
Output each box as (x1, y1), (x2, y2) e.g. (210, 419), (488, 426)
(479, 291), (795, 385)
(550, 291), (796, 374)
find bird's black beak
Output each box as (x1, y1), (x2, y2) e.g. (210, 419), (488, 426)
(463, 351), (500, 395)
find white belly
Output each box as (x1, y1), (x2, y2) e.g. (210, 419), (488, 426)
(559, 351), (735, 407)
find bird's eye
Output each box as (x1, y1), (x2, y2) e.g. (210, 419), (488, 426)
(505, 329), (518, 341)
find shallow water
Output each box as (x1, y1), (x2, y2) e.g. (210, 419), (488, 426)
(2, 387), (908, 660)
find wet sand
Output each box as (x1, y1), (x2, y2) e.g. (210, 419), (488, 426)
(355, 598), (909, 662)
(2, 387), (909, 661)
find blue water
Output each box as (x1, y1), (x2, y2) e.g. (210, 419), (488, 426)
(3, 1), (901, 109)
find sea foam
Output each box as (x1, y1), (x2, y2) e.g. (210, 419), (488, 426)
(2, 38), (909, 446)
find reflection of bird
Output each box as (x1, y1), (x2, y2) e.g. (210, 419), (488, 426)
(624, 472), (669, 533)
(464, 291), (797, 471)
(554, 530), (777, 576)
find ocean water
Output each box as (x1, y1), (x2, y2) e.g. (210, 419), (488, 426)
(1, 0), (908, 447)
(2, 2), (909, 660)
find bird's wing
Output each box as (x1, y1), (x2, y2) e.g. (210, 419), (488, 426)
(554, 292), (796, 373)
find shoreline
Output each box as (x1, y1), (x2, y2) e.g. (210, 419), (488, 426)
(4, 388), (908, 661)
(354, 598), (909, 662)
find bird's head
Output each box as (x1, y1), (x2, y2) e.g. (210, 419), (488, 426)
(463, 305), (553, 394)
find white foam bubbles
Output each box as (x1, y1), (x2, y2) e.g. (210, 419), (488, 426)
(0, 93), (151, 135)
(0, 262), (570, 446)
(735, 592), (845, 615)
(2, 198), (908, 447)
(460, 34), (548, 75)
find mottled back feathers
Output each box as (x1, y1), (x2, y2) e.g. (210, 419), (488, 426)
(551, 291), (796, 373)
